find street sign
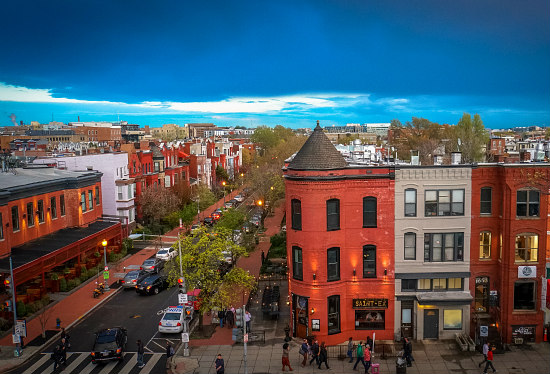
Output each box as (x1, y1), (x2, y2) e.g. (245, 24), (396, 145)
(244, 333), (249, 343)
(181, 332), (189, 343)
(103, 271), (109, 280)
(480, 325), (489, 337)
(178, 293), (188, 304)
(104, 266), (109, 271)
(15, 320), (26, 337)
(12, 334), (20, 344)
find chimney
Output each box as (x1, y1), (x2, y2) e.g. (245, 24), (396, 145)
(433, 155), (443, 165)
(519, 150), (531, 162)
(451, 152), (462, 165)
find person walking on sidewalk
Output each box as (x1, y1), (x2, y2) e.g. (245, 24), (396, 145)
(59, 338), (68, 366)
(51, 344), (62, 373)
(136, 339), (145, 368)
(225, 308), (234, 328)
(245, 309), (251, 332)
(300, 339), (309, 367)
(482, 344), (497, 374)
(318, 342), (329, 370)
(309, 339), (320, 366)
(347, 337), (354, 363)
(353, 341), (365, 370)
(165, 341), (175, 369)
(282, 343), (293, 371)
(479, 341), (489, 368)
(215, 353), (225, 374)
(364, 344), (372, 374)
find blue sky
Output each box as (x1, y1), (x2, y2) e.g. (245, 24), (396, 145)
(0, 0), (548, 129)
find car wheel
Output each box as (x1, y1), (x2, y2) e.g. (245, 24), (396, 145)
(153, 287), (159, 295)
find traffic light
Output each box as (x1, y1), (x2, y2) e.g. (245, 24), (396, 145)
(184, 306), (193, 321)
(177, 277), (185, 294)
(235, 307), (244, 329)
(3, 300), (11, 312)
(4, 277), (12, 296)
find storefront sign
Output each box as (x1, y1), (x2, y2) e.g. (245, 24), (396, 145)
(518, 266), (536, 278)
(512, 325), (536, 343)
(311, 319), (320, 331)
(480, 325), (488, 337)
(475, 276), (489, 285)
(352, 298), (388, 309)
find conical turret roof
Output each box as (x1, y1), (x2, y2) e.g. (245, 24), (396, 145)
(288, 121), (347, 170)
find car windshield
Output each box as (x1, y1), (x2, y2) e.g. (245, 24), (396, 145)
(142, 276), (158, 284)
(157, 250), (168, 255)
(125, 272), (139, 280)
(143, 260), (155, 266)
(163, 313), (182, 321)
(96, 331), (117, 344)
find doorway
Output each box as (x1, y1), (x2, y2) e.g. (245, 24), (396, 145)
(401, 300), (414, 339)
(423, 309), (439, 339)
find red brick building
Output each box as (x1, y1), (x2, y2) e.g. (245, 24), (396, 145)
(284, 124), (395, 344)
(470, 164), (550, 344)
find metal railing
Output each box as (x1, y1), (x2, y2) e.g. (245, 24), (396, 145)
(325, 343), (397, 359)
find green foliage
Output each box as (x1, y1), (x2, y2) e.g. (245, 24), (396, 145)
(59, 278), (68, 292)
(453, 113), (489, 163)
(251, 126), (280, 150)
(270, 232), (286, 247)
(16, 301), (27, 317)
(0, 317), (12, 331)
(216, 209), (246, 231)
(122, 238), (133, 255)
(216, 164), (230, 183)
(80, 265), (87, 275)
(49, 272), (59, 281)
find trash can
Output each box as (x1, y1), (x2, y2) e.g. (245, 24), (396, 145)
(396, 356), (407, 374)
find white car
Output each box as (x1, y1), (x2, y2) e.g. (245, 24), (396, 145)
(156, 247), (177, 261)
(158, 306), (185, 333)
(234, 194), (244, 203)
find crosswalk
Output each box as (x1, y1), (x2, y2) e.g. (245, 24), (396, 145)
(21, 352), (166, 374)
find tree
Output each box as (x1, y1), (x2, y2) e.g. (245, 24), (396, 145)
(389, 117), (448, 164)
(453, 113), (489, 163)
(196, 185), (216, 211)
(163, 203), (199, 231)
(251, 126), (279, 150)
(137, 186), (179, 225)
(166, 227), (255, 318)
(215, 164), (230, 185)
(171, 182), (193, 207)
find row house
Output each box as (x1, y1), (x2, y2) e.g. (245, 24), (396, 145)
(285, 123), (550, 345)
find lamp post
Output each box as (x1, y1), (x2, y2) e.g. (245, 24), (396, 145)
(102, 239), (109, 291)
(222, 181), (226, 205)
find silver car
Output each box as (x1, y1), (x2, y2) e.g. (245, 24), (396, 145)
(121, 270), (148, 289)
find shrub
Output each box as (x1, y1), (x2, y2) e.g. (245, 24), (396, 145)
(80, 265), (87, 275)
(41, 295), (51, 306)
(49, 272), (59, 280)
(16, 301), (27, 317)
(80, 273), (88, 283)
(268, 245), (286, 259)
(67, 279), (76, 290)
(0, 317), (11, 331)
(59, 278), (68, 292)
(270, 232), (286, 248)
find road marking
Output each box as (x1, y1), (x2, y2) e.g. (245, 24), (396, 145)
(98, 359), (119, 374)
(139, 353), (162, 373)
(118, 353), (137, 374)
(63, 352), (89, 373)
(22, 353), (51, 374)
(79, 358), (99, 374)
(150, 339), (165, 350)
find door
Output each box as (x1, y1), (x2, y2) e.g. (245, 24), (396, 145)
(401, 300), (414, 339)
(423, 309), (439, 339)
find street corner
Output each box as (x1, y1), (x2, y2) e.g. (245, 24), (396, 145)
(171, 356), (200, 374)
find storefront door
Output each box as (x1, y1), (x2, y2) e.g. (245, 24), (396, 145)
(401, 300), (414, 339)
(423, 309), (439, 339)
(293, 294), (309, 338)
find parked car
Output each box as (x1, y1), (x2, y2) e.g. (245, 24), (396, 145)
(211, 212), (221, 220)
(158, 306), (185, 333)
(250, 215), (261, 227)
(140, 258), (164, 273)
(224, 201), (234, 209)
(234, 194), (244, 203)
(136, 274), (169, 295)
(90, 327), (127, 363)
(156, 247), (177, 261)
(121, 270), (148, 289)
(190, 223), (200, 233)
(203, 216), (214, 226)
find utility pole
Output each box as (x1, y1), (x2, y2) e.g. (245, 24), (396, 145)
(9, 257), (21, 357)
(177, 231), (190, 357)
(242, 305), (248, 374)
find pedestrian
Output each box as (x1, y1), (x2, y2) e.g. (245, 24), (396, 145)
(51, 344), (62, 372)
(318, 342), (329, 369)
(165, 341), (175, 369)
(366, 335), (373, 351)
(215, 353), (225, 374)
(218, 308), (226, 328)
(309, 339), (320, 365)
(482, 344), (496, 374)
(364, 344), (372, 374)
(261, 250), (265, 264)
(479, 341), (489, 368)
(403, 337), (413, 367)
(347, 337), (354, 363)
(136, 339), (145, 368)
(282, 343), (293, 371)
(300, 338), (309, 367)
(59, 338), (67, 365)
(225, 308), (234, 328)
(353, 341), (365, 370)
(245, 310), (251, 333)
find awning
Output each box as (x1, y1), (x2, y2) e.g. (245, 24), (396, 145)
(178, 151), (189, 158)
(416, 291), (473, 305)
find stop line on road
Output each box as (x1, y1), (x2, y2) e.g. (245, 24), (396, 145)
(21, 352), (165, 374)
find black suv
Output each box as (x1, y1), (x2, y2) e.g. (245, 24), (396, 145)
(136, 274), (168, 295)
(90, 327), (127, 363)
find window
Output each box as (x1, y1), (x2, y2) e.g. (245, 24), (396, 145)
(129, 208), (135, 223)
(514, 282), (535, 310)
(363, 197), (377, 227)
(424, 233), (464, 262)
(515, 234), (538, 262)
(326, 199), (340, 231)
(26, 202), (34, 227)
(401, 279), (416, 291)
(128, 184), (133, 199)
(11, 206), (19, 232)
(292, 246), (303, 280)
(327, 295), (340, 334)
(479, 232), (491, 259)
(425, 189), (464, 216)
(448, 278), (463, 290)
(516, 190), (539, 217)
(355, 310), (385, 330)
(50, 197), (57, 219)
(37, 200), (44, 223)
(475, 277), (489, 312)
(404, 189), (417, 217)
(443, 310), (462, 330)
(418, 279), (431, 290)
(480, 187), (492, 214)
(60, 195), (66, 216)
(432, 278), (447, 290)
(88, 190), (94, 210)
(95, 186), (100, 205)
(362, 245), (376, 278)
(291, 199), (302, 230)
(81, 193), (87, 212)
(327, 247), (340, 281)
(117, 186), (123, 200)
(404, 233), (416, 260)
(154, 162), (160, 172)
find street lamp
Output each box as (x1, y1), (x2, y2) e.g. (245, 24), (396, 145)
(222, 181), (226, 204)
(102, 239), (110, 291)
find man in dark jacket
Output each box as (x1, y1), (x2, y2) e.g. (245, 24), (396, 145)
(403, 337), (413, 367)
(215, 353), (225, 374)
(166, 341), (175, 369)
(309, 340), (320, 365)
(225, 309), (234, 328)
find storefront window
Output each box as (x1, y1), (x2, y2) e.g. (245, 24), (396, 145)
(513, 282), (535, 310)
(355, 310), (385, 330)
(418, 279), (431, 290)
(327, 295), (340, 334)
(475, 276), (489, 313)
(443, 309), (462, 330)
